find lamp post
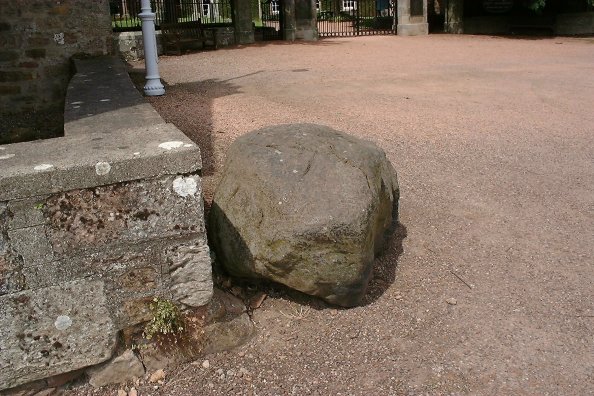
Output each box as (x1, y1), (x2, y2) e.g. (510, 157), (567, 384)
(139, 0), (165, 96)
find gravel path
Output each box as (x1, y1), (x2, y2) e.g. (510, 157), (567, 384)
(77, 35), (594, 395)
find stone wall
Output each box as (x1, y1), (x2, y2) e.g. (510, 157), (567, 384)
(0, 0), (112, 144)
(0, 57), (213, 392)
(114, 26), (236, 60)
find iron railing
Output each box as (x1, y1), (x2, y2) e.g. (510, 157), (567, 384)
(317, 0), (395, 37)
(258, 0), (282, 40)
(110, 0), (233, 31)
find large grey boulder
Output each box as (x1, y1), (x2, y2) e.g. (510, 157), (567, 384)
(208, 124), (399, 307)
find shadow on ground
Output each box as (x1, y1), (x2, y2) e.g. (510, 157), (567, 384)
(362, 221), (407, 306)
(128, 69), (241, 180)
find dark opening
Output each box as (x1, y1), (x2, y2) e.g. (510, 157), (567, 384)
(428, 0), (445, 32)
(463, 0), (594, 36)
(0, 62), (72, 145)
(464, 0), (592, 17)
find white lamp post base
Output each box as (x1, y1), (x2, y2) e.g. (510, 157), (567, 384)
(139, 0), (165, 96)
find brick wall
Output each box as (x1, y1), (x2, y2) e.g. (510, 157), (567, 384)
(0, 0), (112, 144)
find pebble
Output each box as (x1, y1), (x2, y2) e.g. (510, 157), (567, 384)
(202, 359), (210, 369)
(117, 390), (127, 396)
(239, 367), (250, 377)
(149, 368), (166, 383)
(446, 298), (458, 305)
(129, 388), (138, 396)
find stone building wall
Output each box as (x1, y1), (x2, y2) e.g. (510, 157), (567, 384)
(0, 0), (112, 144)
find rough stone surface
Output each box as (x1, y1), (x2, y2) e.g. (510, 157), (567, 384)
(138, 289), (253, 373)
(45, 369), (84, 388)
(209, 124), (399, 307)
(6, 196), (49, 230)
(168, 243), (214, 307)
(139, 346), (182, 375)
(0, 56), (213, 391)
(0, 280), (117, 390)
(87, 350), (145, 388)
(0, 174), (212, 332)
(202, 313), (255, 355)
(42, 174), (205, 256)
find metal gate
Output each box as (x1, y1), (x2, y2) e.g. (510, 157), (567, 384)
(258, 0), (283, 40)
(317, 0), (395, 37)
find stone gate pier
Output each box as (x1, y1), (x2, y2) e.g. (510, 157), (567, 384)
(397, 0), (429, 36)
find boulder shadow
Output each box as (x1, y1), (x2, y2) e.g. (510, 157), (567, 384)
(360, 221), (407, 306)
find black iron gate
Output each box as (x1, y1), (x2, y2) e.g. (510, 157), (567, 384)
(258, 0), (283, 40)
(317, 0), (395, 37)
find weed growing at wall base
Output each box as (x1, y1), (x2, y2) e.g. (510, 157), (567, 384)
(143, 298), (185, 340)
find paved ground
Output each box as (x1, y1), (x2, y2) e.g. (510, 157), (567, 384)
(98, 35), (594, 395)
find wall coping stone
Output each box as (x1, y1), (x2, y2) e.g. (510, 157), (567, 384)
(0, 56), (201, 201)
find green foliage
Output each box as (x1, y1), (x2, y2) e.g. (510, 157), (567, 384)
(525, 0), (594, 11)
(144, 298), (185, 340)
(526, 0), (546, 11)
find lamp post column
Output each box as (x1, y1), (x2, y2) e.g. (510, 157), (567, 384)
(139, 0), (165, 96)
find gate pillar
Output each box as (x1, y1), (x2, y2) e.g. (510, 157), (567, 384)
(397, 0), (429, 35)
(294, 0), (317, 40)
(283, 0), (297, 41)
(232, 0), (255, 44)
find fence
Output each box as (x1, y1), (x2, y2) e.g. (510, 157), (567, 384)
(317, 0), (395, 37)
(110, 0), (233, 31)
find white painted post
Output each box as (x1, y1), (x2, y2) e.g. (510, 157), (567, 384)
(139, 0), (165, 96)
